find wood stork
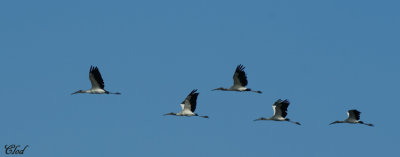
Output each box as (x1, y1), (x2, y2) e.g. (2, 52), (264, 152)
(330, 109), (373, 126)
(212, 64), (262, 93)
(254, 99), (301, 125)
(72, 66), (121, 95)
(164, 89), (208, 118)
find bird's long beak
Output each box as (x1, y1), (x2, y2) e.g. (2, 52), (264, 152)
(71, 91), (79, 95)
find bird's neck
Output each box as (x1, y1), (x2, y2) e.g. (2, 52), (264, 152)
(164, 112), (177, 116)
(332, 121), (344, 124)
(214, 88), (229, 91)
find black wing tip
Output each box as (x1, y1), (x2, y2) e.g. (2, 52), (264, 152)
(90, 65), (99, 72)
(236, 64), (245, 72)
(348, 109), (361, 116)
(189, 89), (198, 95)
(189, 89), (199, 95)
(349, 109), (361, 113)
(273, 99), (283, 106)
(282, 99), (290, 105)
(274, 99), (290, 104)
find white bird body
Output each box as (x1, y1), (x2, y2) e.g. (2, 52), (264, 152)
(176, 103), (196, 116)
(231, 85), (247, 91)
(270, 115), (285, 121)
(176, 109), (196, 116)
(87, 88), (107, 94)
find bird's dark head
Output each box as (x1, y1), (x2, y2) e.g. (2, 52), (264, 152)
(212, 87), (225, 91)
(71, 90), (85, 95)
(163, 112), (176, 116)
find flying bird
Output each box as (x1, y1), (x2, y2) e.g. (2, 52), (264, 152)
(330, 109), (373, 126)
(164, 89), (208, 118)
(254, 99), (301, 125)
(212, 64), (262, 93)
(72, 66), (121, 95)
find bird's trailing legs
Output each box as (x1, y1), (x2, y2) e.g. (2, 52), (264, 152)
(286, 119), (301, 125)
(358, 121), (374, 127)
(254, 117), (301, 125)
(105, 91), (121, 95)
(195, 114), (209, 118)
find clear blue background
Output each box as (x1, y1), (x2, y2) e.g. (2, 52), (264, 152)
(1, 0), (399, 156)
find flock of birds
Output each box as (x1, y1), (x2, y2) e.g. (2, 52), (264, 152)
(72, 65), (374, 127)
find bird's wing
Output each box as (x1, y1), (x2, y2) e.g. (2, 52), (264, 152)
(279, 99), (290, 118)
(89, 66), (105, 89)
(183, 89), (198, 112)
(232, 64), (248, 87)
(347, 109), (361, 121)
(189, 92), (199, 112)
(272, 99), (283, 117)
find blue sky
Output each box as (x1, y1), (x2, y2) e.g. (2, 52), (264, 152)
(1, 0), (399, 156)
